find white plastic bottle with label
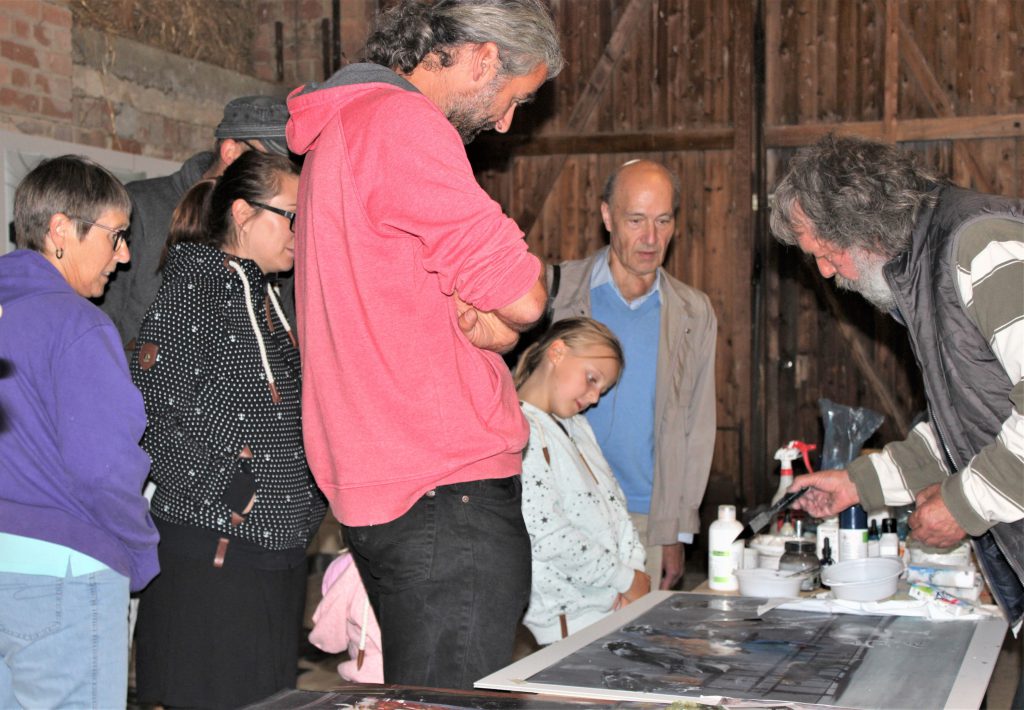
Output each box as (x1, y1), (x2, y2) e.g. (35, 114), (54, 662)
(708, 504), (745, 591)
(879, 518), (900, 558)
(838, 505), (869, 561)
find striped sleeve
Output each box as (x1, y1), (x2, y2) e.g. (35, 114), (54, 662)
(942, 220), (1024, 535)
(848, 422), (951, 512)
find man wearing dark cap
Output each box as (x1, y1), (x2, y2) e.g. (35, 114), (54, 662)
(100, 95), (292, 348)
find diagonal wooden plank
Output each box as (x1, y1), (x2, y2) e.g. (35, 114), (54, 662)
(563, 0), (650, 130)
(890, 4), (956, 116)
(898, 22), (993, 192)
(814, 278), (913, 436)
(874, 0), (993, 193)
(514, 0), (653, 238)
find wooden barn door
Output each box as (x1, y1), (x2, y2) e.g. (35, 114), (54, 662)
(471, 0), (1023, 553)
(472, 0), (761, 542)
(760, 0), (1024, 485)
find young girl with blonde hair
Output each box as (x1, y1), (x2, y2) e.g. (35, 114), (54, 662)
(515, 317), (649, 644)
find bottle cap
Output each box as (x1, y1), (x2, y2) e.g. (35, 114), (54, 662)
(839, 504), (868, 529)
(718, 504), (736, 521)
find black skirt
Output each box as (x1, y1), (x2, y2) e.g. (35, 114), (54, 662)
(134, 543), (307, 709)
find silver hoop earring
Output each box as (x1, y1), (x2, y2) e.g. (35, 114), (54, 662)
(55, 247), (64, 259)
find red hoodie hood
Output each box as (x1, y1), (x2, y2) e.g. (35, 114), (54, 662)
(286, 62), (420, 156)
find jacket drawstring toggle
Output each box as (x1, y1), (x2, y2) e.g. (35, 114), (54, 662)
(226, 259), (280, 404)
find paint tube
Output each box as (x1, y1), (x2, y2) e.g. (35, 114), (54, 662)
(908, 583), (973, 616)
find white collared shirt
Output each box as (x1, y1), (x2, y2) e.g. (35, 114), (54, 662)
(588, 246), (662, 310)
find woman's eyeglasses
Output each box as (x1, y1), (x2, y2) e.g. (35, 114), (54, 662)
(247, 201), (296, 232)
(71, 217), (130, 252)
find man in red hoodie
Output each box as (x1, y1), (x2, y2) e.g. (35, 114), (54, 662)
(286, 0), (563, 689)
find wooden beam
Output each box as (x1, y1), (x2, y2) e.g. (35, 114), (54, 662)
(814, 280), (913, 436)
(874, 0), (993, 193)
(733, 0), (757, 505)
(765, 113), (1024, 148)
(474, 127), (734, 156)
(513, 0), (652, 236)
(751, 0), (772, 509)
(475, 111), (1024, 158)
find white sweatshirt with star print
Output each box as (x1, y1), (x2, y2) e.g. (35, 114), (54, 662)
(520, 401), (646, 645)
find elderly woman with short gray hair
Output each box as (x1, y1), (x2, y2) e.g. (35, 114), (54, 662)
(0, 155), (159, 709)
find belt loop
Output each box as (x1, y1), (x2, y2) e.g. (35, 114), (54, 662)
(214, 537), (230, 568)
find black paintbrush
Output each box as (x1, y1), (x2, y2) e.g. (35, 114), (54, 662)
(735, 487), (809, 541)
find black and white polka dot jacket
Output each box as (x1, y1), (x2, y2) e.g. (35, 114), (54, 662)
(131, 242), (326, 553)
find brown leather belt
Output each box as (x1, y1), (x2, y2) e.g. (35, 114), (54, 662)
(214, 537), (230, 568)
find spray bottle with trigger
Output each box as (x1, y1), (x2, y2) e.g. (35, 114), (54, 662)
(771, 440), (817, 506)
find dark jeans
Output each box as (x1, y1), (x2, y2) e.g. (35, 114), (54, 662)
(345, 476), (531, 689)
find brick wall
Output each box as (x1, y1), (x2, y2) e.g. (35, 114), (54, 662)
(0, 1), (74, 143)
(71, 27), (283, 161)
(0, 1), (347, 163)
(0, 1), (379, 162)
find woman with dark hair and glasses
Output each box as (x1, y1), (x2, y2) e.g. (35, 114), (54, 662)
(0, 155), (159, 708)
(131, 150), (326, 709)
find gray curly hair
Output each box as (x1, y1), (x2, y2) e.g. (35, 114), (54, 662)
(770, 134), (939, 259)
(365, 0), (564, 79)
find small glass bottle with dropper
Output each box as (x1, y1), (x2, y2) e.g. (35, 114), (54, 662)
(819, 538), (835, 589)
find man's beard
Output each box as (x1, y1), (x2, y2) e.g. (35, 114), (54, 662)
(445, 76), (503, 144)
(835, 249), (897, 313)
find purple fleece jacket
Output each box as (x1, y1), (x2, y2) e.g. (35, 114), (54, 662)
(0, 250), (159, 591)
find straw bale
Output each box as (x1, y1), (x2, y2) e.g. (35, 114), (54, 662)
(70, 0), (259, 76)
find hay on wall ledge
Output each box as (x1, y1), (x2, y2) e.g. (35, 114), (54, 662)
(70, 0), (259, 76)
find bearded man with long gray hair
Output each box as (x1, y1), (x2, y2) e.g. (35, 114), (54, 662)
(772, 135), (1024, 639)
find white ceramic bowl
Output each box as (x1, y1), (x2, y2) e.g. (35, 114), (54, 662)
(735, 567), (803, 598)
(821, 558), (904, 602)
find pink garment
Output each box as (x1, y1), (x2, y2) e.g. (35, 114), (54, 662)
(286, 70), (538, 527)
(309, 552), (383, 683)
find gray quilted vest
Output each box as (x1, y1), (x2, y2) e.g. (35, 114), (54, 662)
(885, 184), (1024, 627)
